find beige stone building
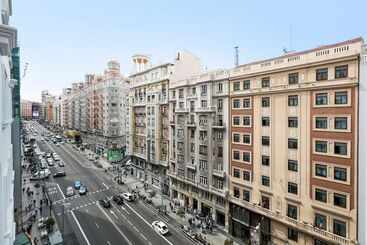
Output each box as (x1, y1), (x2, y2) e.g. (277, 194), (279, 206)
(20, 99), (32, 119)
(227, 37), (363, 245)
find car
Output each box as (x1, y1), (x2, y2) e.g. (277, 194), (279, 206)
(79, 186), (87, 195)
(74, 180), (81, 189)
(58, 161), (65, 167)
(30, 169), (50, 180)
(53, 156), (60, 161)
(47, 158), (54, 166)
(151, 221), (169, 235)
(113, 195), (124, 204)
(99, 198), (111, 208)
(56, 143), (60, 146)
(60, 141), (65, 145)
(66, 186), (74, 197)
(122, 193), (133, 202)
(46, 153), (51, 158)
(45, 137), (49, 141)
(53, 171), (66, 178)
(52, 153), (57, 158)
(40, 138), (45, 142)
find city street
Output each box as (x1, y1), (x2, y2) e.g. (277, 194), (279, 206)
(32, 123), (193, 245)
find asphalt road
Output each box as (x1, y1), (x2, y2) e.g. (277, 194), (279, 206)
(32, 122), (194, 245)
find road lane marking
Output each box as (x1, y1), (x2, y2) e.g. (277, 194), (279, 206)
(110, 210), (118, 219)
(121, 206), (129, 214)
(102, 183), (109, 189)
(140, 233), (147, 240)
(127, 220), (132, 225)
(85, 209), (89, 213)
(107, 241), (111, 245)
(71, 211), (91, 245)
(133, 226), (139, 232)
(56, 184), (66, 199)
(97, 204), (133, 245)
(125, 203), (173, 245)
(95, 223), (100, 229)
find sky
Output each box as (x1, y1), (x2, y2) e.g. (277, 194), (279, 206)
(12, 0), (367, 102)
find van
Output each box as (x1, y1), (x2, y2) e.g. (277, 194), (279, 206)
(30, 169), (50, 180)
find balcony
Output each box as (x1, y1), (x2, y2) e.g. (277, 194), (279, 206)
(210, 186), (227, 198)
(187, 122), (196, 127)
(175, 107), (189, 113)
(213, 169), (226, 178)
(166, 170), (177, 178)
(186, 162), (196, 171)
(212, 122), (226, 129)
(195, 107), (215, 113)
(229, 197), (356, 245)
(186, 177), (196, 184)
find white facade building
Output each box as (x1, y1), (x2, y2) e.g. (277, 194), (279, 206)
(0, 0), (17, 244)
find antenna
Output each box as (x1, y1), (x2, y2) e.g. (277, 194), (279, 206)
(234, 46), (239, 67)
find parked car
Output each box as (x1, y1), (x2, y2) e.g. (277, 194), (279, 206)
(122, 193), (133, 202)
(53, 172), (66, 178)
(30, 169), (50, 180)
(151, 221), (169, 235)
(52, 153), (57, 158)
(58, 161), (65, 167)
(53, 156), (60, 161)
(47, 158), (54, 166)
(46, 153), (51, 158)
(75, 180), (81, 189)
(79, 186), (87, 195)
(99, 198), (111, 208)
(66, 186), (74, 197)
(113, 195), (124, 204)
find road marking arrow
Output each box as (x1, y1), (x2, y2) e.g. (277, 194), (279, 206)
(110, 210), (118, 219)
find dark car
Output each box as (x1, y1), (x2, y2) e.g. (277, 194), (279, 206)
(113, 195), (124, 205)
(99, 198), (111, 208)
(53, 172), (66, 178)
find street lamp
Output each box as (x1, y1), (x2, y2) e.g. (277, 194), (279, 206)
(62, 202), (71, 243)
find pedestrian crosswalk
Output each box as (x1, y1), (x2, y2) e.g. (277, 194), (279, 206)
(47, 187), (58, 195)
(52, 186), (110, 205)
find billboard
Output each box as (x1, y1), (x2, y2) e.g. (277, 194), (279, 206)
(32, 103), (40, 118)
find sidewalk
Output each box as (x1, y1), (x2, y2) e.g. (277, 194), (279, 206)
(110, 168), (240, 245)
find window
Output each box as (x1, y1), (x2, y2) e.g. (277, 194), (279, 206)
(233, 99), (240, 108)
(316, 117), (328, 129)
(288, 182), (298, 195)
(243, 152), (250, 163)
(233, 133), (240, 143)
(334, 167), (347, 181)
(335, 92), (347, 104)
(316, 93), (328, 105)
(288, 160), (298, 172)
(233, 168), (240, 178)
(243, 80), (250, 90)
(288, 95), (298, 106)
(262, 97), (270, 107)
(315, 140), (327, 153)
(315, 188), (327, 203)
(262, 176), (270, 187)
(261, 196), (270, 209)
(315, 164), (327, 177)
(288, 138), (298, 149)
(201, 85), (207, 95)
(334, 193), (347, 208)
(233, 150), (240, 160)
(288, 228), (298, 242)
(233, 187), (240, 198)
(243, 134), (250, 144)
(217, 83), (223, 92)
(199, 176), (208, 186)
(192, 87), (196, 95)
(289, 73), (299, 84)
(190, 143), (195, 153)
(262, 117), (270, 126)
(315, 213), (327, 230)
(243, 171), (251, 181)
(288, 117), (298, 127)
(217, 99), (223, 111)
(335, 65), (348, 79)
(333, 219), (346, 238)
(243, 190), (250, 202)
(287, 204), (298, 219)
(262, 136), (270, 146)
(243, 116), (251, 126)
(201, 100), (207, 108)
(262, 155), (270, 166)
(334, 142), (347, 155)
(233, 117), (240, 126)
(243, 98), (250, 108)
(199, 160), (207, 171)
(234, 82), (240, 91)
(316, 68), (328, 81)
(262, 77), (270, 87)
(335, 117), (347, 130)
(179, 89), (184, 98)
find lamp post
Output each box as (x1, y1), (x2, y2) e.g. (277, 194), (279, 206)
(62, 202), (71, 243)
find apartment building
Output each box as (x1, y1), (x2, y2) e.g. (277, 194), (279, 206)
(65, 61), (130, 159)
(128, 51), (202, 192)
(0, 0), (17, 243)
(167, 69), (230, 229)
(21, 99), (33, 119)
(227, 38), (363, 245)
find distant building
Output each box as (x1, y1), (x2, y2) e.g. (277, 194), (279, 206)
(20, 99), (32, 119)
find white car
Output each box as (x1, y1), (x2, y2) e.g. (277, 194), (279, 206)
(53, 156), (60, 161)
(52, 153), (58, 158)
(47, 158), (54, 166)
(122, 193), (133, 201)
(66, 186), (74, 197)
(151, 221), (169, 235)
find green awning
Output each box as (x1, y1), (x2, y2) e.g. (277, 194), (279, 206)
(14, 232), (31, 245)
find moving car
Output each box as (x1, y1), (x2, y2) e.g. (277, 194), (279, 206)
(52, 153), (58, 158)
(99, 198), (111, 208)
(66, 186), (74, 197)
(75, 180), (81, 189)
(46, 153), (51, 158)
(58, 161), (65, 167)
(47, 158), (54, 166)
(79, 186), (87, 195)
(122, 193), (133, 201)
(53, 171), (66, 178)
(151, 221), (169, 235)
(113, 195), (124, 204)
(53, 156), (60, 161)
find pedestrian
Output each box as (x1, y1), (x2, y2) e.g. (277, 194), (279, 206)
(33, 200), (36, 206)
(39, 206), (42, 214)
(22, 187), (25, 193)
(40, 199), (43, 207)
